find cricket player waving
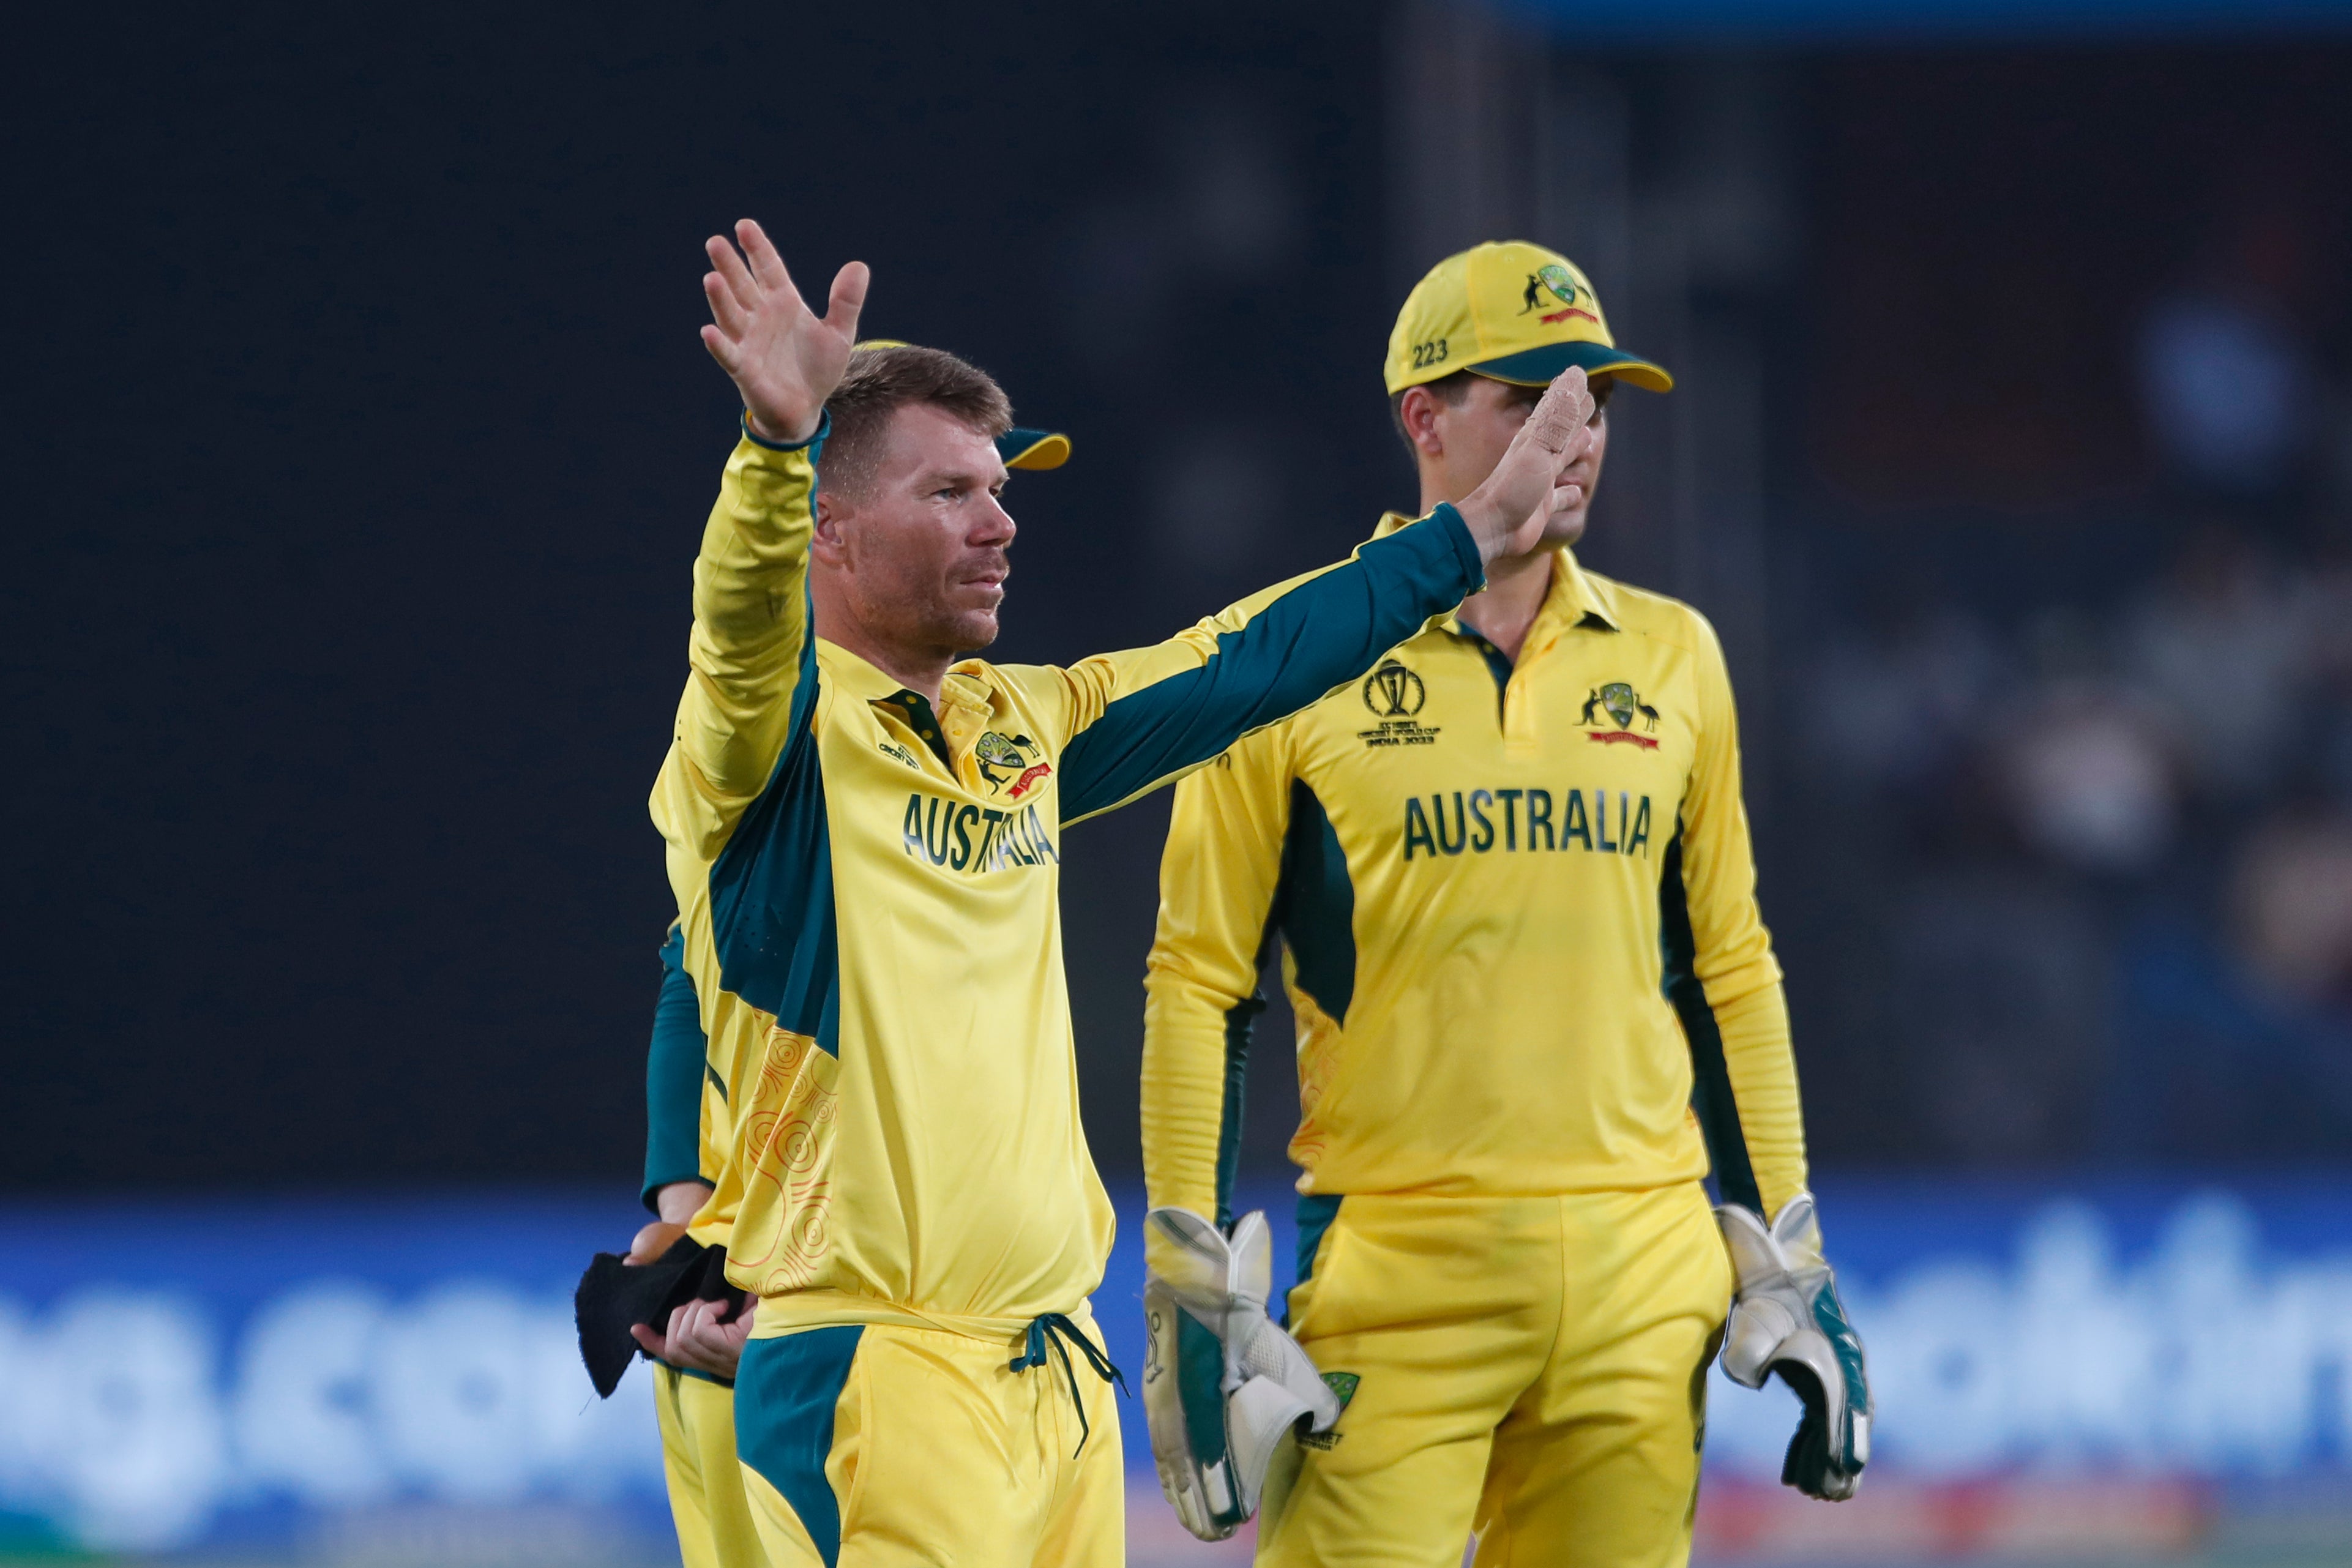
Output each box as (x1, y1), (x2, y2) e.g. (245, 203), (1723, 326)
(1140, 242), (1870, 1568)
(650, 220), (1599, 1568)
(614, 416), (1073, 1568)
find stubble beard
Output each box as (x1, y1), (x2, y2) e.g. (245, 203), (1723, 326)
(935, 603), (1001, 660)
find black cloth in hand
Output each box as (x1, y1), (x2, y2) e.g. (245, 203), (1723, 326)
(573, 1234), (747, 1397)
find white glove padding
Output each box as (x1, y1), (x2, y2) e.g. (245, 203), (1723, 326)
(1717, 1192), (1872, 1501)
(1142, 1207), (1342, 1541)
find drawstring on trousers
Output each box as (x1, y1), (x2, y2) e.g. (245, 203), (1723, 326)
(1009, 1312), (1128, 1457)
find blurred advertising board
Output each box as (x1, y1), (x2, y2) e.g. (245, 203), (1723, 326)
(0, 1194), (671, 1562)
(1, 1178), (2348, 1562)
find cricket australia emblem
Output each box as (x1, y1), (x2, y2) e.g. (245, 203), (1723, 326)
(1521, 261), (1601, 326)
(1579, 681), (1661, 749)
(976, 730), (1053, 799)
(1357, 660), (1442, 749)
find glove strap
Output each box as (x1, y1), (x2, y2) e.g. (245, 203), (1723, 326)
(1010, 1312), (1130, 1458)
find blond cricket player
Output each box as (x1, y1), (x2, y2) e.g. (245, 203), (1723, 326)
(619, 427), (1069, 1568)
(1138, 242), (1871, 1568)
(648, 219), (1602, 1567)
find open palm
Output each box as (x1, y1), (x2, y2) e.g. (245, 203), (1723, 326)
(700, 218), (868, 445)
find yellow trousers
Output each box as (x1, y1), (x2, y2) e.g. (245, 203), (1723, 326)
(654, 1364), (769, 1568)
(1263, 1182), (1732, 1568)
(734, 1317), (1123, 1568)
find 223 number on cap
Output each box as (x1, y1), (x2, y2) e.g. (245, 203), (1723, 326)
(1411, 338), (1449, 370)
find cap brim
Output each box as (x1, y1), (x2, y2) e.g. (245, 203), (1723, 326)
(1469, 342), (1673, 394)
(997, 428), (1071, 471)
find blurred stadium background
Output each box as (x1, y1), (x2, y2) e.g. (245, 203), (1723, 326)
(6, 0), (2352, 1562)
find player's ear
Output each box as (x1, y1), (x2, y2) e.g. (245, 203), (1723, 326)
(812, 487), (856, 567)
(1398, 385), (1445, 458)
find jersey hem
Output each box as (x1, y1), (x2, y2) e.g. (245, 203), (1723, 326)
(1290, 1154), (1715, 1201)
(749, 1290), (1097, 1346)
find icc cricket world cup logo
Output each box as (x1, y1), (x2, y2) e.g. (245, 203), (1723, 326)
(1363, 660), (1427, 718)
(1357, 660), (1440, 749)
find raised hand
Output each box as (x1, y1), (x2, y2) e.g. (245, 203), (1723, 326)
(1452, 368), (1598, 566)
(699, 218), (868, 445)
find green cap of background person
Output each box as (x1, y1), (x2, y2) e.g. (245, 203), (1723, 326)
(1384, 241), (1672, 396)
(853, 339), (1071, 469)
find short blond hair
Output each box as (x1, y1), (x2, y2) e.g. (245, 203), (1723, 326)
(821, 343), (1012, 497)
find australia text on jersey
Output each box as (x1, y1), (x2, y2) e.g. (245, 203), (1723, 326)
(1402, 788), (1653, 860)
(900, 790), (1061, 872)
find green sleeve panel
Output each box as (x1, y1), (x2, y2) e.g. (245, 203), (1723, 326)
(1058, 506), (1482, 823)
(641, 923), (711, 1211)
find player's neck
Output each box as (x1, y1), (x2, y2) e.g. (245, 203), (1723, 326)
(1419, 459), (1553, 659)
(813, 597), (952, 707)
(1454, 548), (1554, 664)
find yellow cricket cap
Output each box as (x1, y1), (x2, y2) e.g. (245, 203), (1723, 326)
(1384, 241), (1673, 396)
(851, 340), (1072, 470)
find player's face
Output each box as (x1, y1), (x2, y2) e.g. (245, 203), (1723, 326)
(1449, 374), (1611, 549)
(826, 403), (1016, 655)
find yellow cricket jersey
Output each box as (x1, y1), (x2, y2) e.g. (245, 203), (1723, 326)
(1142, 516), (1809, 1244)
(650, 429), (1488, 1342)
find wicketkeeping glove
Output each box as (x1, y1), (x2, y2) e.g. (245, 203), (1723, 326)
(1142, 1207), (1342, 1541)
(1716, 1191), (1872, 1501)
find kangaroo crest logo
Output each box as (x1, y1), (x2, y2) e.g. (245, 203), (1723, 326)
(1580, 681), (1660, 750)
(1521, 262), (1600, 327)
(976, 731), (1052, 799)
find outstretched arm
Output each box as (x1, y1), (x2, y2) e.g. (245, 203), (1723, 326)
(653, 222), (867, 852)
(1040, 371), (1598, 820)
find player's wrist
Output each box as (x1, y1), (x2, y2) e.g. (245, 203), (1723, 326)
(1451, 493), (1514, 567)
(744, 407), (815, 446)
(740, 404), (829, 451)
(654, 1180), (713, 1226)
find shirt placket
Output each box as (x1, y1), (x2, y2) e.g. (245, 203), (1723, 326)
(939, 691), (988, 790)
(877, 691), (955, 773)
(1503, 644), (1544, 755)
